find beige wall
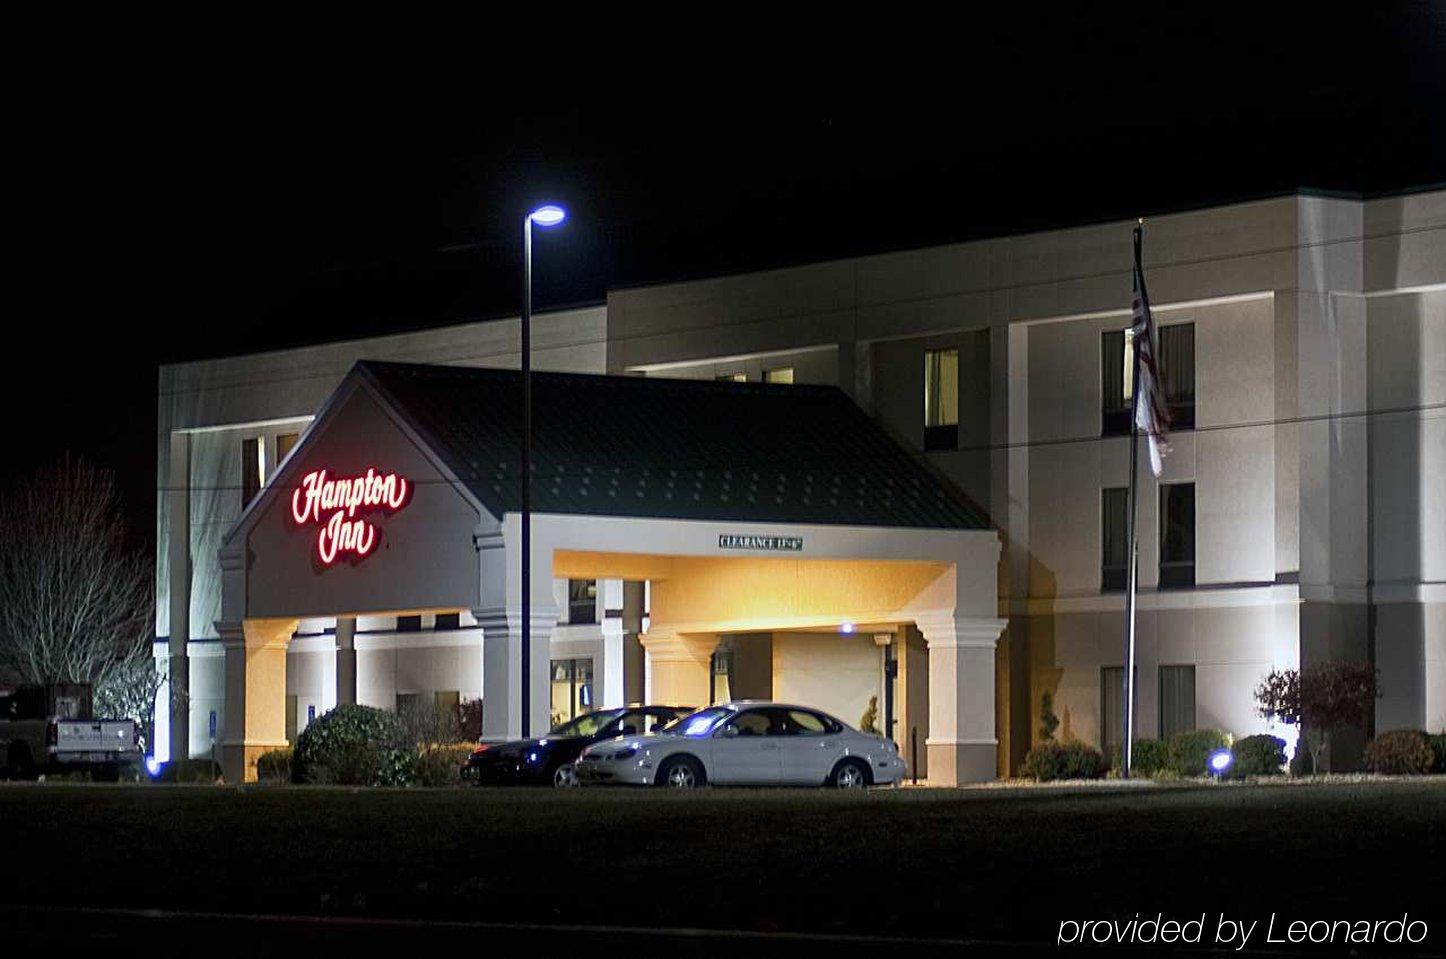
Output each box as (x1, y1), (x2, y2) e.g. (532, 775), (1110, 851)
(772, 631), (882, 729)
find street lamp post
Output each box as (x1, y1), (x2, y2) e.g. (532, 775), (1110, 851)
(520, 204), (565, 738)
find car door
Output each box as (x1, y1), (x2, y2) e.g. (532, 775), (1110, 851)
(708, 708), (783, 784)
(777, 708), (843, 784)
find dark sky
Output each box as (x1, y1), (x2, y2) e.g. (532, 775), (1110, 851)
(10, 5), (1446, 544)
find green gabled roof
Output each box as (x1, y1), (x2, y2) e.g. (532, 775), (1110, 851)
(358, 360), (988, 530)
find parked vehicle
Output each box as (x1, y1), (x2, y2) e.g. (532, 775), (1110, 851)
(0, 683), (140, 781)
(575, 701), (906, 788)
(467, 705), (691, 787)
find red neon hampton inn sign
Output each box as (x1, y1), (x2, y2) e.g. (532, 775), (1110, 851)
(290, 468), (411, 565)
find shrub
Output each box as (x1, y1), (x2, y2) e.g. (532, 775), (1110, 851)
(1108, 739), (1170, 777)
(1166, 729), (1232, 777)
(154, 759), (222, 784)
(412, 742), (474, 787)
(1230, 734), (1287, 778)
(256, 747), (292, 784)
(1023, 741), (1108, 781)
(1429, 733), (1446, 774)
(292, 704), (412, 786)
(1363, 729), (1435, 775)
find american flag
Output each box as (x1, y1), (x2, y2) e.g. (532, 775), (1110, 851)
(1130, 227), (1171, 476)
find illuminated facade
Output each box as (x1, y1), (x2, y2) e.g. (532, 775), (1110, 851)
(156, 188), (1445, 781)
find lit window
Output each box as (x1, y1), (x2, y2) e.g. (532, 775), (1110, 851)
(1103, 322), (1195, 435)
(550, 658), (594, 725)
(716, 372), (747, 382)
(764, 366), (794, 384)
(241, 437), (264, 508)
(924, 348), (959, 451)
(276, 432), (300, 465)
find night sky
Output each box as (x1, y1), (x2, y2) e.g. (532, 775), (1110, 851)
(10, 6), (1445, 545)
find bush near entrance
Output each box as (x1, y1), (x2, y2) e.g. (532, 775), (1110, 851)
(292, 704), (413, 786)
(256, 747), (292, 784)
(1429, 733), (1446, 774)
(1167, 729), (1232, 777)
(1109, 739), (1170, 776)
(1230, 734), (1287, 778)
(1022, 741), (1108, 781)
(1364, 730), (1436, 775)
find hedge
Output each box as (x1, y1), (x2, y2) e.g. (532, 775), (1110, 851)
(1167, 729), (1232, 777)
(1109, 738), (1170, 776)
(1230, 734), (1287, 778)
(292, 704), (413, 786)
(1023, 741), (1108, 781)
(256, 747), (292, 784)
(1364, 729), (1435, 775)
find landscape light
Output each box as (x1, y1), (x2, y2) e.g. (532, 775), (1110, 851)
(528, 204), (566, 227)
(1209, 748), (1233, 777)
(144, 755), (162, 778)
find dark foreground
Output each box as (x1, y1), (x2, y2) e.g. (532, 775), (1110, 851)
(1, 779), (1443, 957)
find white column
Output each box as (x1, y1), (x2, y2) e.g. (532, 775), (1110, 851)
(600, 579), (625, 708)
(916, 611), (1007, 785)
(167, 431), (191, 763)
(474, 605), (557, 741)
(334, 616), (356, 707)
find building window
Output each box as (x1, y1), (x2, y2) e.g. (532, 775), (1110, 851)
(923, 347), (959, 451)
(1101, 487), (1129, 591)
(1103, 323), (1195, 435)
(550, 658), (594, 726)
(397, 614), (422, 632)
(276, 431), (300, 464)
(1158, 323), (1196, 430)
(568, 580), (597, 624)
(764, 366), (794, 384)
(395, 691), (420, 717)
(434, 689), (460, 719)
(716, 372), (747, 382)
(1159, 482), (1196, 588)
(1099, 666), (1137, 758)
(1158, 665), (1196, 739)
(434, 612), (460, 631)
(1101, 329), (1134, 436)
(241, 437), (264, 508)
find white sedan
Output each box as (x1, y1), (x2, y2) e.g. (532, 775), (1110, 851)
(574, 701), (906, 788)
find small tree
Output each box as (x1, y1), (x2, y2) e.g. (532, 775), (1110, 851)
(1256, 662), (1379, 773)
(859, 696), (879, 735)
(1038, 691), (1059, 742)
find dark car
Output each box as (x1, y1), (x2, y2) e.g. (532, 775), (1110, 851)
(467, 705), (691, 787)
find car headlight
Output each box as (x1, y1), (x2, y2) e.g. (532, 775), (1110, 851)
(610, 745), (640, 761)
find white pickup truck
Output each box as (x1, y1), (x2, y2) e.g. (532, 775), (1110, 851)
(1, 683), (140, 781)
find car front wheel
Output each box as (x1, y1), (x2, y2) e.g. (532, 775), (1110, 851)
(830, 758), (870, 789)
(552, 762), (579, 788)
(657, 755), (705, 788)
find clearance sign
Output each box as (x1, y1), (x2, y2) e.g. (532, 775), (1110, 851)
(290, 468), (411, 565)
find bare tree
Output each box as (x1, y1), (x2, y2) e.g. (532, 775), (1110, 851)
(0, 457), (160, 747)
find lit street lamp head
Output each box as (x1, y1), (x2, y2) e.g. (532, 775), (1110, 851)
(528, 204), (566, 227)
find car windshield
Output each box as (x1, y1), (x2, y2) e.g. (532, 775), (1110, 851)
(547, 709), (621, 738)
(658, 706), (733, 737)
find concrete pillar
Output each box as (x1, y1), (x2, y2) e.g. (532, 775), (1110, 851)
(600, 579), (625, 708)
(475, 605), (557, 741)
(219, 617), (297, 783)
(334, 616), (357, 706)
(916, 611), (1007, 785)
(641, 629), (717, 709)
(622, 581), (647, 703)
(167, 431), (191, 764)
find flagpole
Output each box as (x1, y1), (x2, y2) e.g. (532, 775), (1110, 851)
(1121, 221), (1145, 779)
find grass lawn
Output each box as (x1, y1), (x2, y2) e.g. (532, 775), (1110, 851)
(1, 779), (1442, 945)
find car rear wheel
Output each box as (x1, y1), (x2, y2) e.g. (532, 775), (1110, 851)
(657, 755), (705, 788)
(830, 758), (870, 789)
(552, 762), (579, 788)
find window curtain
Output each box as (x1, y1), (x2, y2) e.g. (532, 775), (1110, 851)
(1158, 665), (1197, 739)
(1159, 323), (1195, 403)
(924, 349), (959, 427)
